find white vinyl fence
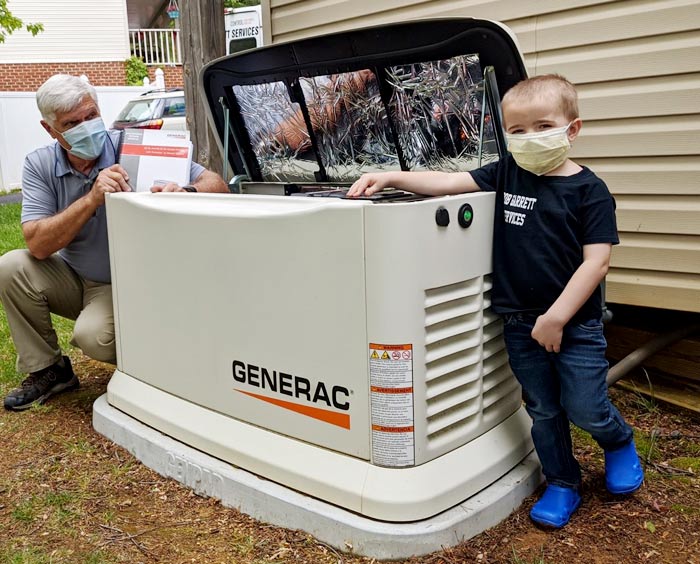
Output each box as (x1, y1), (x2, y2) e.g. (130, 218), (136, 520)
(0, 85), (149, 192)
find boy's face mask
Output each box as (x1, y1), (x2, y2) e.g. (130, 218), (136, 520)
(506, 122), (572, 176)
(61, 117), (107, 161)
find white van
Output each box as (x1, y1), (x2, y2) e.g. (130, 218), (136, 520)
(224, 5), (263, 55)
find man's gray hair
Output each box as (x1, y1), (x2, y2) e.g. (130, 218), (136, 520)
(36, 74), (99, 125)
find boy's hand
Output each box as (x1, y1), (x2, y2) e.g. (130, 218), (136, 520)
(531, 314), (564, 353)
(347, 173), (391, 197)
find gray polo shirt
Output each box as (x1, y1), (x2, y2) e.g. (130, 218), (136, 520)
(21, 130), (205, 283)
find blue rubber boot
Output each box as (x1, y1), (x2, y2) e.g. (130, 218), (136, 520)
(529, 485), (581, 528)
(605, 440), (644, 494)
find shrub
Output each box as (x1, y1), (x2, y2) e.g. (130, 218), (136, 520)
(125, 56), (148, 86)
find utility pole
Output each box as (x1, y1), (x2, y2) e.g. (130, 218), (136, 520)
(179, 0), (225, 176)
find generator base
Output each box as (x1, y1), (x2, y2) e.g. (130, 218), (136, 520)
(93, 394), (542, 559)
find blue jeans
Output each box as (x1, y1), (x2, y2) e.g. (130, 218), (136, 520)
(503, 313), (633, 489)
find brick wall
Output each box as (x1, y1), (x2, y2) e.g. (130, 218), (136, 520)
(147, 66), (183, 89)
(0, 62), (184, 91)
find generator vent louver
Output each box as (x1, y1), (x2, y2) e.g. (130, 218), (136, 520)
(423, 275), (521, 449)
(423, 277), (486, 446)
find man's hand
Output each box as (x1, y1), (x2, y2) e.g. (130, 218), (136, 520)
(149, 171), (228, 194)
(346, 173), (392, 197)
(89, 164), (131, 207)
(531, 314), (565, 353)
(150, 182), (184, 193)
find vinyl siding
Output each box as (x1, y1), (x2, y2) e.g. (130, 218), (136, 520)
(265, 0), (700, 313)
(0, 0), (130, 64)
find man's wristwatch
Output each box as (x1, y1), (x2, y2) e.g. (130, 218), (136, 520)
(182, 185), (197, 192)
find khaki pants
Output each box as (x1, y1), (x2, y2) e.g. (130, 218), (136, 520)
(0, 249), (115, 374)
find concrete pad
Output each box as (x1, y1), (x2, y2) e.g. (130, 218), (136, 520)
(93, 394), (542, 560)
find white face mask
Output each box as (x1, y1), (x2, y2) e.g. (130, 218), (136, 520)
(506, 122), (572, 176)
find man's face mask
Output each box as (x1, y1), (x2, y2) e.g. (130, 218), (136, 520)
(60, 117), (107, 161)
(506, 122), (572, 176)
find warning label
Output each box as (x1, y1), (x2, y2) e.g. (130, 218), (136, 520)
(369, 343), (414, 467)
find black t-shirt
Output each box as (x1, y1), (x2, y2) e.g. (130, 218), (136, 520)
(470, 154), (619, 322)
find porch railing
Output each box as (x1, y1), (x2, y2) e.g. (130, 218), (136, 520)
(129, 28), (182, 65)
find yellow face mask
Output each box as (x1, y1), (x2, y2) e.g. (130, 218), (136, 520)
(506, 123), (572, 176)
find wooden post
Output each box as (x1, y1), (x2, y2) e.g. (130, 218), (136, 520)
(179, 0), (225, 175)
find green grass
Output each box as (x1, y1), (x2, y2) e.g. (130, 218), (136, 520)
(10, 491), (76, 525)
(570, 423), (598, 450)
(0, 204), (24, 387)
(0, 204), (24, 255)
(0, 546), (50, 564)
(10, 498), (37, 523)
(626, 369), (660, 414)
(63, 437), (95, 455)
(686, 441), (700, 456)
(635, 429), (663, 463)
(0, 204), (75, 389)
(0, 547), (114, 564)
(671, 503), (700, 515)
(10, 489), (84, 536)
(512, 546), (549, 564)
(667, 457), (700, 473)
(0, 204), (85, 559)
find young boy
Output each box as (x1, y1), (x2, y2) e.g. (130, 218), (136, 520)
(347, 74), (643, 528)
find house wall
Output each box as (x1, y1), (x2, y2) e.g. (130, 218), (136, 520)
(0, 1), (185, 91)
(0, 0), (129, 90)
(0, 0), (130, 64)
(264, 0), (700, 313)
(0, 0), (184, 91)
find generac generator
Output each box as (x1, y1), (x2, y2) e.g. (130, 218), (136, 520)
(100, 18), (535, 523)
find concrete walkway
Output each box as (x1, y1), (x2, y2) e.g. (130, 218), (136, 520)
(0, 192), (22, 205)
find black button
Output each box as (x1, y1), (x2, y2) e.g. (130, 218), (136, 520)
(458, 203), (474, 228)
(435, 207), (450, 227)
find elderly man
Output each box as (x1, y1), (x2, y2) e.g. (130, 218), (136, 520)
(1, 74), (228, 411)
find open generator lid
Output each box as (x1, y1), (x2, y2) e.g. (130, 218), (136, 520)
(201, 18), (527, 184)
